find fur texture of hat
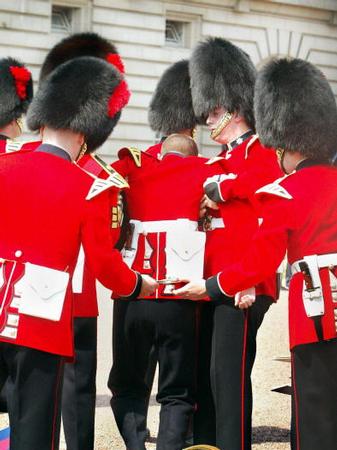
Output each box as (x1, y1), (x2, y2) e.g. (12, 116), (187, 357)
(189, 37), (256, 128)
(0, 57), (33, 128)
(40, 32), (119, 82)
(255, 57), (337, 160)
(148, 59), (197, 135)
(27, 57), (128, 151)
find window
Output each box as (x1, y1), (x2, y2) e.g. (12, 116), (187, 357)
(165, 20), (187, 47)
(51, 5), (73, 33)
(164, 13), (201, 49)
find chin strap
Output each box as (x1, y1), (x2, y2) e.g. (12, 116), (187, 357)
(210, 111), (232, 139)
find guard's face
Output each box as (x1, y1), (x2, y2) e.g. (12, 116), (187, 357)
(206, 107), (233, 144)
(206, 107), (225, 126)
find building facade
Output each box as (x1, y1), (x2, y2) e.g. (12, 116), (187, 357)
(1, 0), (336, 159)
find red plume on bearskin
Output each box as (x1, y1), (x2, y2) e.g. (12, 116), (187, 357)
(0, 57), (33, 128)
(106, 53), (125, 74)
(37, 33), (132, 151)
(27, 57), (125, 152)
(40, 32), (120, 81)
(9, 66), (31, 100)
(108, 80), (130, 118)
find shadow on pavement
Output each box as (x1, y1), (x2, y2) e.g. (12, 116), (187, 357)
(96, 394), (110, 407)
(253, 426), (290, 443)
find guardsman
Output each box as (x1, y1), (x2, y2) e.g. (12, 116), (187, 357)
(37, 32), (129, 450)
(175, 38), (282, 450)
(178, 57), (337, 450)
(108, 134), (220, 450)
(0, 57), (38, 413)
(0, 57), (38, 154)
(0, 55), (157, 450)
(110, 57), (200, 446)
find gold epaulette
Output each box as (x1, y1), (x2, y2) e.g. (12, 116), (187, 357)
(5, 139), (30, 153)
(120, 146), (141, 167)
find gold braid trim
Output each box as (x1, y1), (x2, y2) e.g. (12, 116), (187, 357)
(210, 111), (233, 139)
(126, 147), (141, 167)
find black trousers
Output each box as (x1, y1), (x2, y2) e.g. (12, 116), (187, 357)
(62, 317), (97, 450)
(0, 343), (64, 450)
(193, 303), (216, 445)
(291, 339), (337, 450)
(108, 299), (198, 450)
(194, 295), (272, 450)
(0, 379), (8, 412)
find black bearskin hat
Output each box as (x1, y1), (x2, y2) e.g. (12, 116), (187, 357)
(40, 32), (122, 82)
(27, 56), (130, 151)
(189, 37), (256, 128)
(0, 57), (33, 128)
(148, 59), (197, 135)
(255, 58), (337, 160)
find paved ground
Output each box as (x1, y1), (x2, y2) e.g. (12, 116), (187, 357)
(0, 285), (291, 449)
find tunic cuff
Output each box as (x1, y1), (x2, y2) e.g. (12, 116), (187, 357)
(121, 272), (142, 300)
(206, 274), (232, 302)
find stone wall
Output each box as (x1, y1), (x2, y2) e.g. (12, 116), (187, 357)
(1, 0), (336, 158)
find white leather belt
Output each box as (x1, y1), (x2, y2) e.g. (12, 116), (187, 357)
(291, 253), (337, 275)
(129, 219), (198, 234)
(290, 253), (337, 319)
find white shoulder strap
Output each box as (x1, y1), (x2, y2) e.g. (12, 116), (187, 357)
(256, 177), (293, 199)
(86, 171), (129, 200)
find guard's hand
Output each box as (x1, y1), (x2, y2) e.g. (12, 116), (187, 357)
(234, 287), (256, 309)
(172, 279), (208, 300)
(201, 194), (219, 211)
(139, 275), (158, 297)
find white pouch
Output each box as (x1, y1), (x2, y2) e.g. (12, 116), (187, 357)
(165, 230), (206, 280)
(18, 263), (70, 321)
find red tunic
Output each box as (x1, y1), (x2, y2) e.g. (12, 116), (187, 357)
(215, 162), (337, 349)
(145, 142), (162, 158)
(0, 149), (137, 357)
(74, 153), (124, 317)
(112, 150), (218, 298)
(204, 135), (282, 300)
(0, 144), (122, 318)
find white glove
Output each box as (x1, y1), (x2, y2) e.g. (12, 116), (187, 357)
(235, 287), (256, 309)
